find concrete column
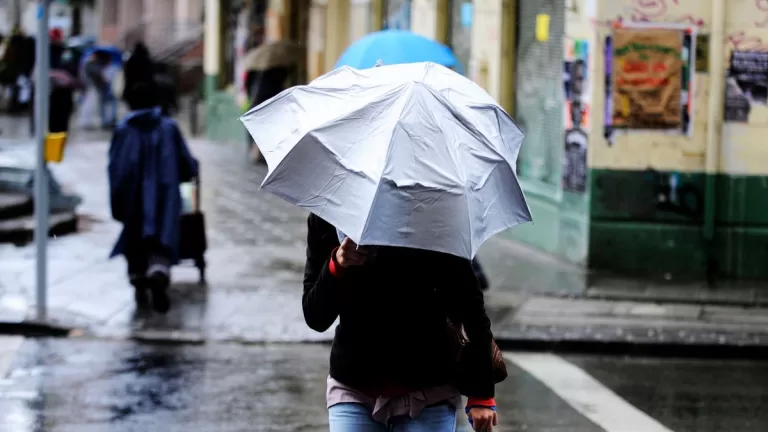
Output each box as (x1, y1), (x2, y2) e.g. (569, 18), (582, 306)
(308, 0), (327, 80)
(266, 0), (287, 41)
(470, 0), (502, 100)
(349, 0), (372, 43)
(324, 0), (349, 72)
(204, 0), (221, 95)
(370, 0), (383, 31)
(410, 0), (439, 41)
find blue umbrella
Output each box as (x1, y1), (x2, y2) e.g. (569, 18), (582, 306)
(79, 45), (123, 68)
(335, 29), (462, 73)
(66, 35), (96, 49)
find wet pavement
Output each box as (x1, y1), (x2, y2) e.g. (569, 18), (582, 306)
(1, 134), (768, 351)
(1, 117), (768, 430)
(1, 337), (768, 431)
(0, 137), (329, 342)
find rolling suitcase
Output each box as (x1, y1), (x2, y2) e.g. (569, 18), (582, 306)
(178, 177), (207, 283)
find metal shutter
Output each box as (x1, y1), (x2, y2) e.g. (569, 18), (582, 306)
(514, 0), (565, 186)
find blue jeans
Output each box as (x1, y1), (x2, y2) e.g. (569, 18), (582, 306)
(329, 403), (456, 432)
(98, 87), (117, 126)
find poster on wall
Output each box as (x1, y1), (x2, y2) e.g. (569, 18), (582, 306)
(724, 51), (768, 123)
(604, 25), (695, 143)
(611, 27), (683, 130)
(562, 39), (590, 193)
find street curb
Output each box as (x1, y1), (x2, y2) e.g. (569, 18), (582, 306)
(0, 321), (73, 338)
(0, 193), (32, 220)
(0, 212), (78, 245)
(8, 323), (768, 359)
(493, 336), (768, 359)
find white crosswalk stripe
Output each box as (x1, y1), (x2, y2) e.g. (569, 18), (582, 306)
(0, 336), (24, 378)
(505, 352), (675, 432)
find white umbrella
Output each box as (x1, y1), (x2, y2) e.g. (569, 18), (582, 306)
(240, 62), (532, 259)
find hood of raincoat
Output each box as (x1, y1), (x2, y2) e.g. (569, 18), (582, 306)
(122, 107), (163, 130)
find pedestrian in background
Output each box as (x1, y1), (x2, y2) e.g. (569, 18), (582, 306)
(48, 28), (77, 134)
(121, 42), (154, 108)
(108, 81), (199, 313)
(303, 214), (500, 431)
(79, 51), (115, 129)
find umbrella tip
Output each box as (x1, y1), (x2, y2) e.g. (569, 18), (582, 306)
(375, 59), (384, 67)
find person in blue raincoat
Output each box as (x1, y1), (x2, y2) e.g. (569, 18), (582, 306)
(108, 81), (199, 313)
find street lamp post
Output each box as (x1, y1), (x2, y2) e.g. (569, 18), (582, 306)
(34, 0), (51, 321)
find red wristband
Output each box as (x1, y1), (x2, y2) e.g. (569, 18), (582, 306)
(466, 397), (496, 408)
(328, 247), (344, 277)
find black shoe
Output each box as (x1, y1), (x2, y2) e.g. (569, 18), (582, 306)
(134, 286), (151, 309)
(148, 271), (171, 314)
(130, 276), (151, 309)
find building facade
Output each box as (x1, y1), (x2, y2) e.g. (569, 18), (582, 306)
(98, 0), (204, 49)
(211, 0), (768, 286)
(467, 0), (768, 286)
(203, 0), (309, 142)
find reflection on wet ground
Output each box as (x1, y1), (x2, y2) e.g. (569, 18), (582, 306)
(2, 339), (768, 432)
(0, 339), (329, 432)
(566, 355), (768, 432)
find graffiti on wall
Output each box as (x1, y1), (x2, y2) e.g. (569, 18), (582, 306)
(563, 39), (590, 193)
(630, 0), (705, 26)
(754, 0), (768, 27)
(594, 0), (706, 28)
(601, 0), (768, 48)
(725, 1), (768, 52)
(727, 32), (768, 52)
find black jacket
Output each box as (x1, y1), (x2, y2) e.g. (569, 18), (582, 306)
(302, 214), (496, 398)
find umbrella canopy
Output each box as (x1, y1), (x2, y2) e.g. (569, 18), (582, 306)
(240, 62), (531, 259)
(335, 30), (461, 72)
(79, 45), (123, 68)
(67, 35), (96, 49)
(243, 41), (305, 71)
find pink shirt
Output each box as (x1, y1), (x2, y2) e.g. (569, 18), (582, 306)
(326, 376), (461, 425)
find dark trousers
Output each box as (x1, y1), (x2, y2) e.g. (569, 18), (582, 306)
(126, 239), (171, 288)
(28, 87), (74, 135)
(49, 88), (74, 133)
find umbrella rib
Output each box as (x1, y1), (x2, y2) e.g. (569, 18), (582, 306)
(420, 85), (516, 257)
(358, 95), (412, 244)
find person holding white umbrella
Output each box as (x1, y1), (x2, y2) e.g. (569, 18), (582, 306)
(242, 62), (531, 431)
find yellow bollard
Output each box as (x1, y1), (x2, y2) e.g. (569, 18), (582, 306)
(44, 132), (68, 163)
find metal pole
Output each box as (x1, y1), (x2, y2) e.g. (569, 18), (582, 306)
(11, 0), (22, 30)
(34, 0), (50, 321)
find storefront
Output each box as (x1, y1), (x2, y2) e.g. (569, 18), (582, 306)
(205, 0), (277, 144)
(469, 0), (589, 263)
